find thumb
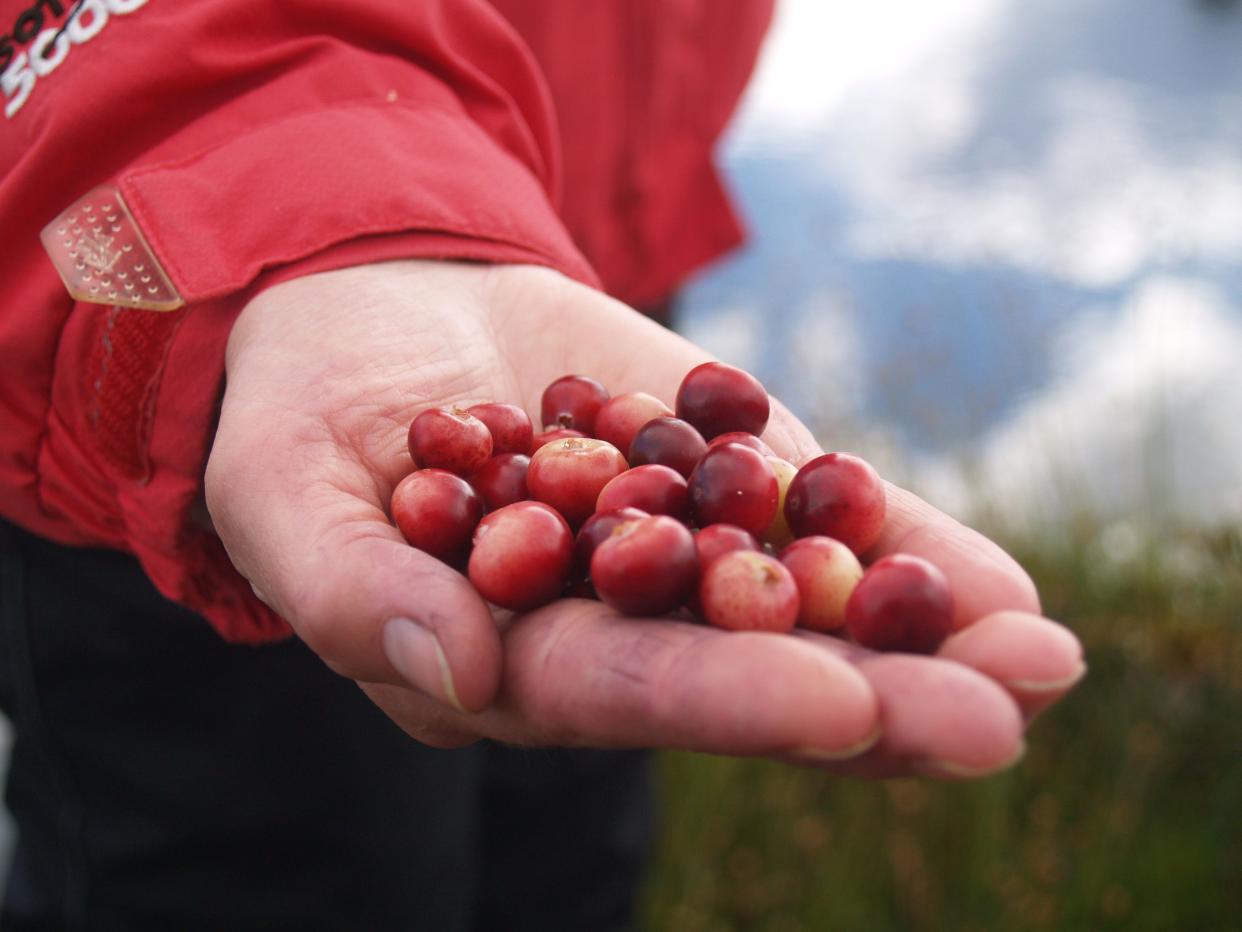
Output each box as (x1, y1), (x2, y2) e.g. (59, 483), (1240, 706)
(206, 452), (502, 714)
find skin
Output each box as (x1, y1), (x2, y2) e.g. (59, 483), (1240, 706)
(206, 260), (1085, 780)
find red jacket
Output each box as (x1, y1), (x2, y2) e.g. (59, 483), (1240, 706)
(0, 0), (772, 641)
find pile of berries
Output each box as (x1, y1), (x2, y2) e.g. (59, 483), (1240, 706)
(390, 363), (954, 654)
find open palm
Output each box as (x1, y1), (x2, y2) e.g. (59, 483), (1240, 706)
(206, 260), (1084, 779)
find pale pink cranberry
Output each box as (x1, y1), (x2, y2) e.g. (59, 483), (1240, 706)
(694, 524), (761, 572)
(687, 523), (761, 616)
(761, 457), (798, 549)
(780, 535), (864, 632)
(699, 551), (800, 633)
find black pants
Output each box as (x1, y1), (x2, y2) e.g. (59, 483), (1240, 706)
(0, 520), (653, 931)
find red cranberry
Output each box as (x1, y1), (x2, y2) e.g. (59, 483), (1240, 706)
(675, 362), (770, 439)
(390, 469), (483, 564)
(574, 507), (650, 577)
(780, 535), (864, 632)
(591, 515), (698, 616)
(593, 392), (673, 456)
(688, 443), (779, 535)
(531, 427), (587, 452)
(541, 375), (610, 434)
(595, 465), (691, 522)
(628, 417), (708, 478)
(699, 551), (800, 632)
(468, 501), (573, 611)
(468, 402), (533, 455)
(407, 406), (492, 475)
(784, 453), (887, 554)
(845, 554), (954, 654)
(469, 453), (530, 511)
(527, 437), (628, 527)
(706, 432), (774, 456)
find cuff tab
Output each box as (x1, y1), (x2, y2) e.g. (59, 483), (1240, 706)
(41, 185), (184, 311)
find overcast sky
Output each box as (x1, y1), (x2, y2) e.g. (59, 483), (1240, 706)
(686, 0), (1242, 531)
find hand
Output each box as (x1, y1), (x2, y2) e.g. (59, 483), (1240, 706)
(205, 260), (1085, 778)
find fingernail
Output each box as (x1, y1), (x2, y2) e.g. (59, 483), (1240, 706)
(1004, 661), (1088, 694)
(382, 618), (466, 713)
(921, 739), (1027, 779)
(794, 723), (884, 763)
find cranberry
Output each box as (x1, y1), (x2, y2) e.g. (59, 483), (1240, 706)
(694, 523), (761, 572)
(593, 392), (673, 456)
(541, 375), (609, 434)
(574, 507), (650, 577)
(591, 515), (698, 616)
(628, 417), (707, 478)
(595, 464), (690, 522)
(675, 362), (770, 439)
(468, 501), (573, 611)
(845, 554), (954, 654)
(699, 551), (800, 632)
(468, 402), (533, 455)
(688, 523), (761, 616)
(469, 453), (530, 511)
(706, 432), (774, 456)
(531, 427), (587, 452)
(780, 536), (864, 632)
(688, 443), (779, 535)
(407, 406), (493, 475)
(527, 437), (628, 527)
(390, 469), (483, 564)
(761, 456), (798, 548)
(784, 453), (887, 554)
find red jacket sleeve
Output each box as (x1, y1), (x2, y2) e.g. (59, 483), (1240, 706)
(0, 0), (596, 641)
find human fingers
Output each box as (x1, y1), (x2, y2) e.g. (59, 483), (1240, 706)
(786, 630), (1026, 778)
(938, 610), (1086, 720)
(205, 432), (503, 714)
(367, 599), (880, 758)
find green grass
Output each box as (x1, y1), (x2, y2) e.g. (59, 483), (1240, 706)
(640, 524), (1242, 931)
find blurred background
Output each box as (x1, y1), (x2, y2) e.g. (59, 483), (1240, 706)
(644, 0), (1242, 929)
(2, 1), (1238, 929)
